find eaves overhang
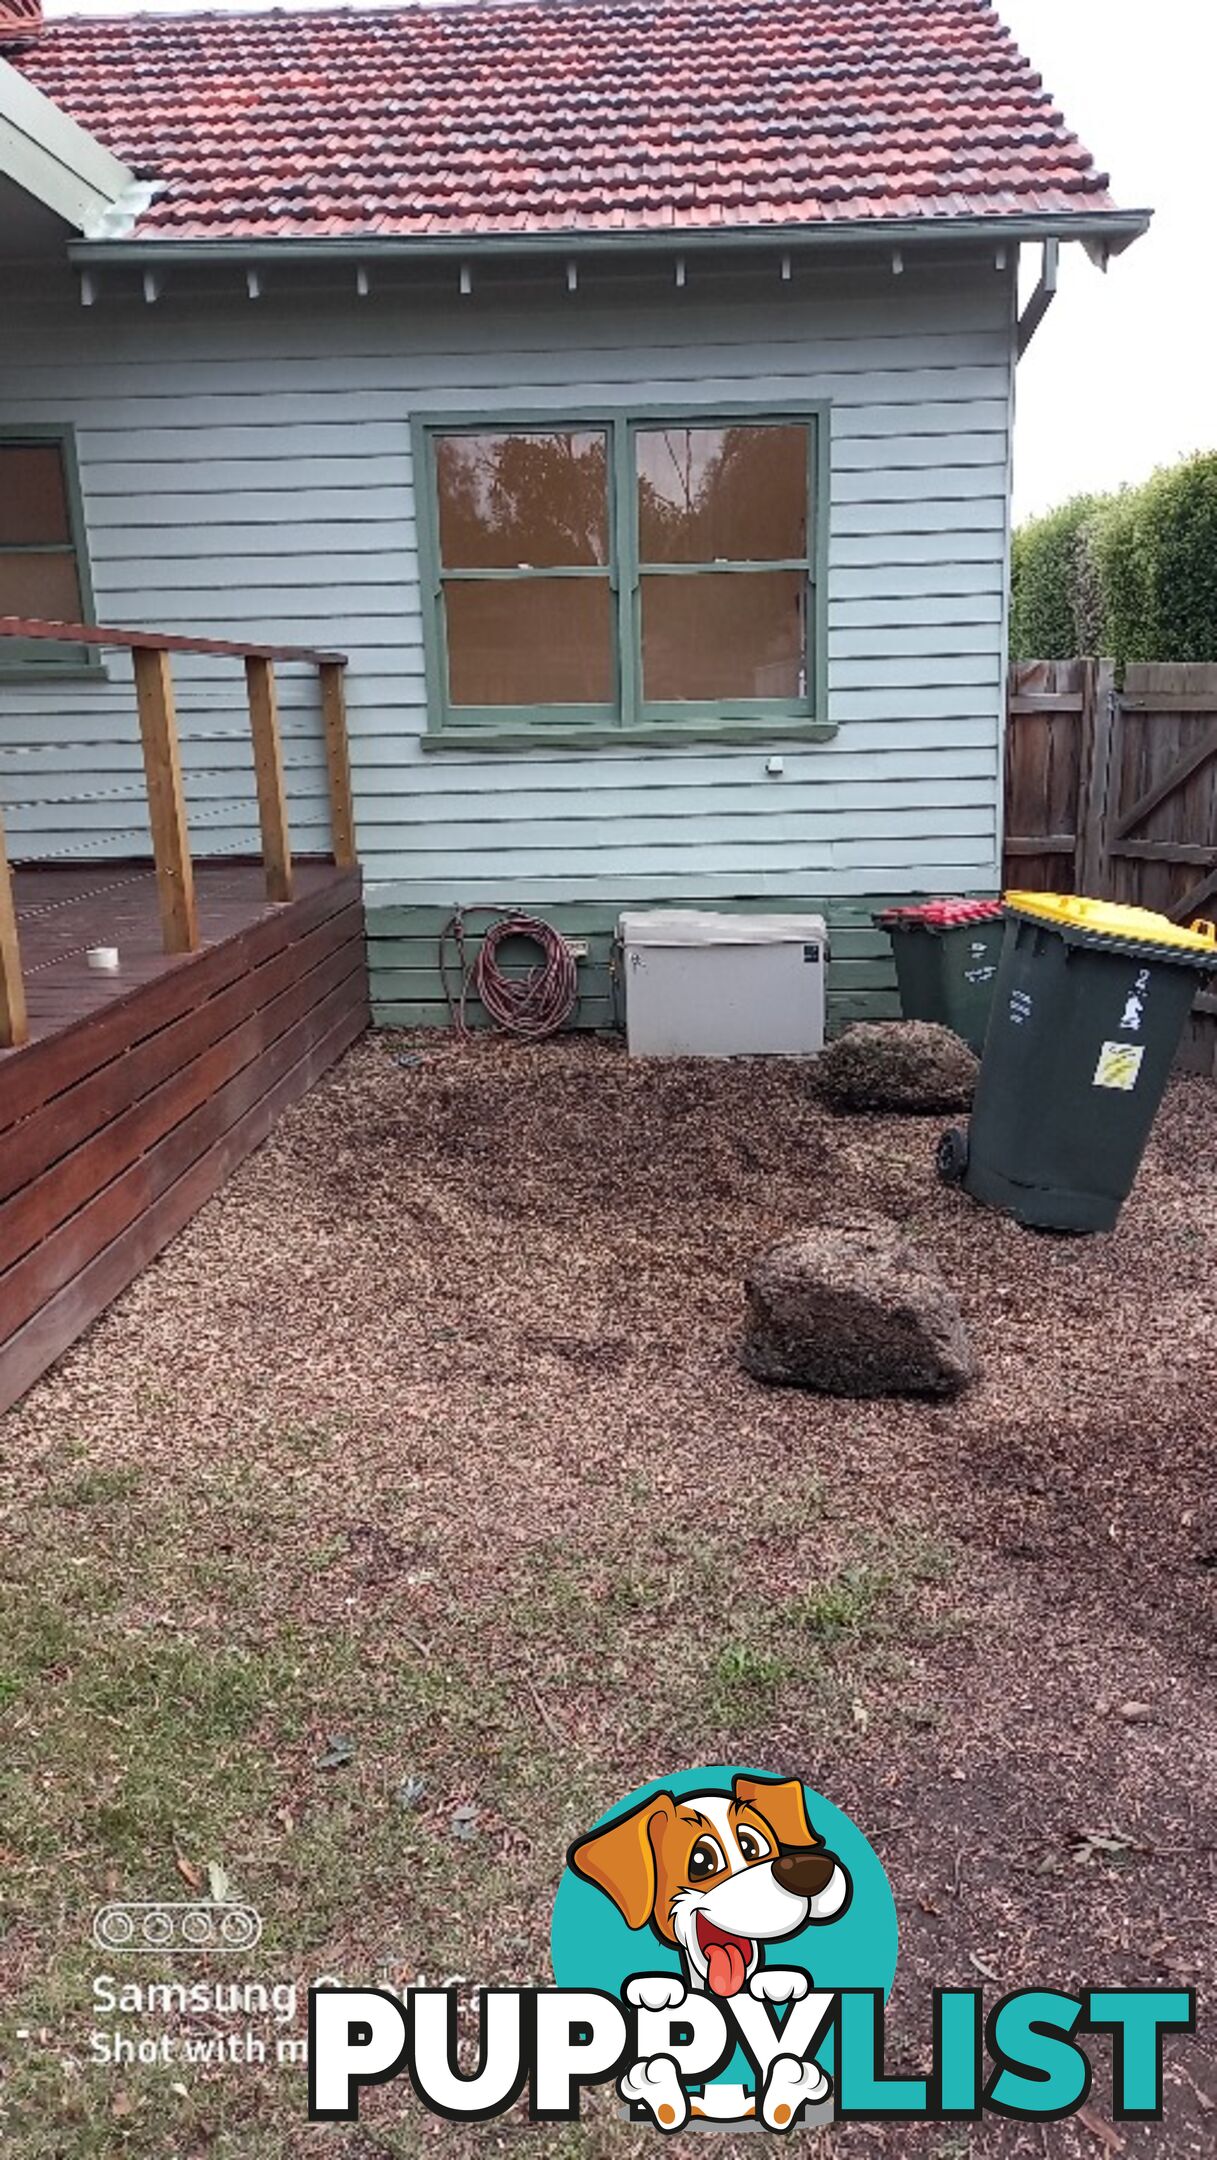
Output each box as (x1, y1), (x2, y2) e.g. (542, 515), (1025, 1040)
(0, 53), (143, 234)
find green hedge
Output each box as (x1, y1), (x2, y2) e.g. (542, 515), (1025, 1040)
(1009, 494), (1099, 660)
(1010, 451), (1217, 668)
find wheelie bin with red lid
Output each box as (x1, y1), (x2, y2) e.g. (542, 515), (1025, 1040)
(875, 898), (1005, 1053)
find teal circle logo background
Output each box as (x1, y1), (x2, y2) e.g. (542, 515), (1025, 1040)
(551, 1764), (898, 2003)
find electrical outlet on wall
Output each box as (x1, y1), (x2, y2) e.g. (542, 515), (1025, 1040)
(564, 938), (590, 961)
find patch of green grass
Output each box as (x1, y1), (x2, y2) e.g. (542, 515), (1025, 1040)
(707, 1634), (819, 1727)
(1, 2031), (335, 2160)
(302, 1536), (348, 1573)
(702, 1531), (958, 1734)
(49, 1464), (141, 1510)
(0, 1588), (83, 1704)
(706, 1636), (808, 1725)
(40, 1431), (87, 1466)
(80, 1638), (271, 1729)
(745, 1472), (827, 1533)
(0, 1381), (968, 2160)
(601, 1569), (659, 1615)
(791, 1561), (893, 1641)
(4, 1631), (294, 1873)
(714, 1642), (795, 1691)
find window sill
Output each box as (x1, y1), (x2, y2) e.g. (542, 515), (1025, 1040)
(0, 663), (109, 685)
(422, 718), (838, 753)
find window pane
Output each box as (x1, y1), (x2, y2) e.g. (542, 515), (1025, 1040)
(0, 443), (72, 545)
(445, 576), (613, 706)
(436, 431), (609, 569)
(641, 571), (806, 701)
(0, 549), (82, 621)
(637, 424), (809, 564)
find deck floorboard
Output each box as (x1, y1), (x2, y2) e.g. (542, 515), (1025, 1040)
(5, 861), (346, 1050)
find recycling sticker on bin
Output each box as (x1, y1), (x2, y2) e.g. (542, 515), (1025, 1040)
(1093, 1041), (1146, 1091)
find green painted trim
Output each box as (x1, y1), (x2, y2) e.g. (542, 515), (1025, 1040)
(413, 404), (829, 744)
(438, 566), (610, 580)
(611, 413), (639, 733)
(624, 411), (821, 726)
(411, 415), (445, 734)
(0, 424), (101, 677)
(70, 209), (1153, 268)
(0, 665), (111, 684)
(363, 891), (925, 1035)
(421, 704), (621, 732)
(419, 719), (839, 752)
(812, 408), (832, 722)
(631, 559), (809, 574)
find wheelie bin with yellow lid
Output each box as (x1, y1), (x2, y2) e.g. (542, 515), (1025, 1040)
(936, 892), (1217, 1231)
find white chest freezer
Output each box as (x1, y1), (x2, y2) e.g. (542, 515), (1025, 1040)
(618, 909), (828, 1057)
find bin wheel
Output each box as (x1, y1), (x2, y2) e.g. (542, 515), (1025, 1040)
(936, 1126), (969, 1186)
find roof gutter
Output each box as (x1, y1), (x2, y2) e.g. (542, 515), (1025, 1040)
(67, 207), (1152, 269)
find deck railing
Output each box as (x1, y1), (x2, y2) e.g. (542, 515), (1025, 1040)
(0, 615), (356, 1048)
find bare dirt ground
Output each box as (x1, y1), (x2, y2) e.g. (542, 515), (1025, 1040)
(1, 1032), (1214, 2160)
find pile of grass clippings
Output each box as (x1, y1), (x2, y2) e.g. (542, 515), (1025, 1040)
(811, 1020), (979, 1115)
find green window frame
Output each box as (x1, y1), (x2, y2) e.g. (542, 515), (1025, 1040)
(0, 425), (99, 675)
(415, 405), (831, 750)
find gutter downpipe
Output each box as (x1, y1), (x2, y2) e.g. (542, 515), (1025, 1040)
(1016, 237), (1060, 359)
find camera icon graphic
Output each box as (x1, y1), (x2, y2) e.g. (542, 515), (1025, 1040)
(92, 1902), (262, 1954)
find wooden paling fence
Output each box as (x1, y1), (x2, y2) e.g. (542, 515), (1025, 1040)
(1005, 659), (1217, 1075)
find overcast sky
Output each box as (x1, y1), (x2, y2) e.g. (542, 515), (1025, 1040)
(1001, 0), (1212, 522)
(43, 0), (1210, 527)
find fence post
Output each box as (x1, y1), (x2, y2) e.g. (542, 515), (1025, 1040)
(133, 645), (199, 955)
(0, 805), (29, 1048)
(318, 660), (357, 870)
(1077, 659), (1116, 896)
(244, 655), (294, 903)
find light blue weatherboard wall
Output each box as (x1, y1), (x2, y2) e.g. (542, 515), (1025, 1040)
(0, 252), (1013, 1026)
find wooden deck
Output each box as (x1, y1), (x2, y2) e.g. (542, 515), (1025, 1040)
(0, 861), (368, 1414)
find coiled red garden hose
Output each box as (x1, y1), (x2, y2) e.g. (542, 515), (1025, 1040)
(440, 907), (578, 1039)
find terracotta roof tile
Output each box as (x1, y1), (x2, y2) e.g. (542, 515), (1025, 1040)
(9, 0), (1123, 242)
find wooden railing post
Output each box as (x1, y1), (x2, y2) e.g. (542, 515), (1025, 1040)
(132, 645), (199, 955)
(244, 656), (294, 903)
(318, 660), (357, 870)
(0, 804), (29, 1048)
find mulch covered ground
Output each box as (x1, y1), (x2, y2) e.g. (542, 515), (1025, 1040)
(1, 1032), (1214, 2159)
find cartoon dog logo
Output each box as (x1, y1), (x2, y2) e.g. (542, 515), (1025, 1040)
(569, 1772), (851, 1998)
(568, 1773), (852, 2127)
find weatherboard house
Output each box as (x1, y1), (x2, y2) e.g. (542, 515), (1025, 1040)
(0, 0), (1144, 1028)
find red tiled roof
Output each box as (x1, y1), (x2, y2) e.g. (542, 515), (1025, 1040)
(10, 0), (1124, 244)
